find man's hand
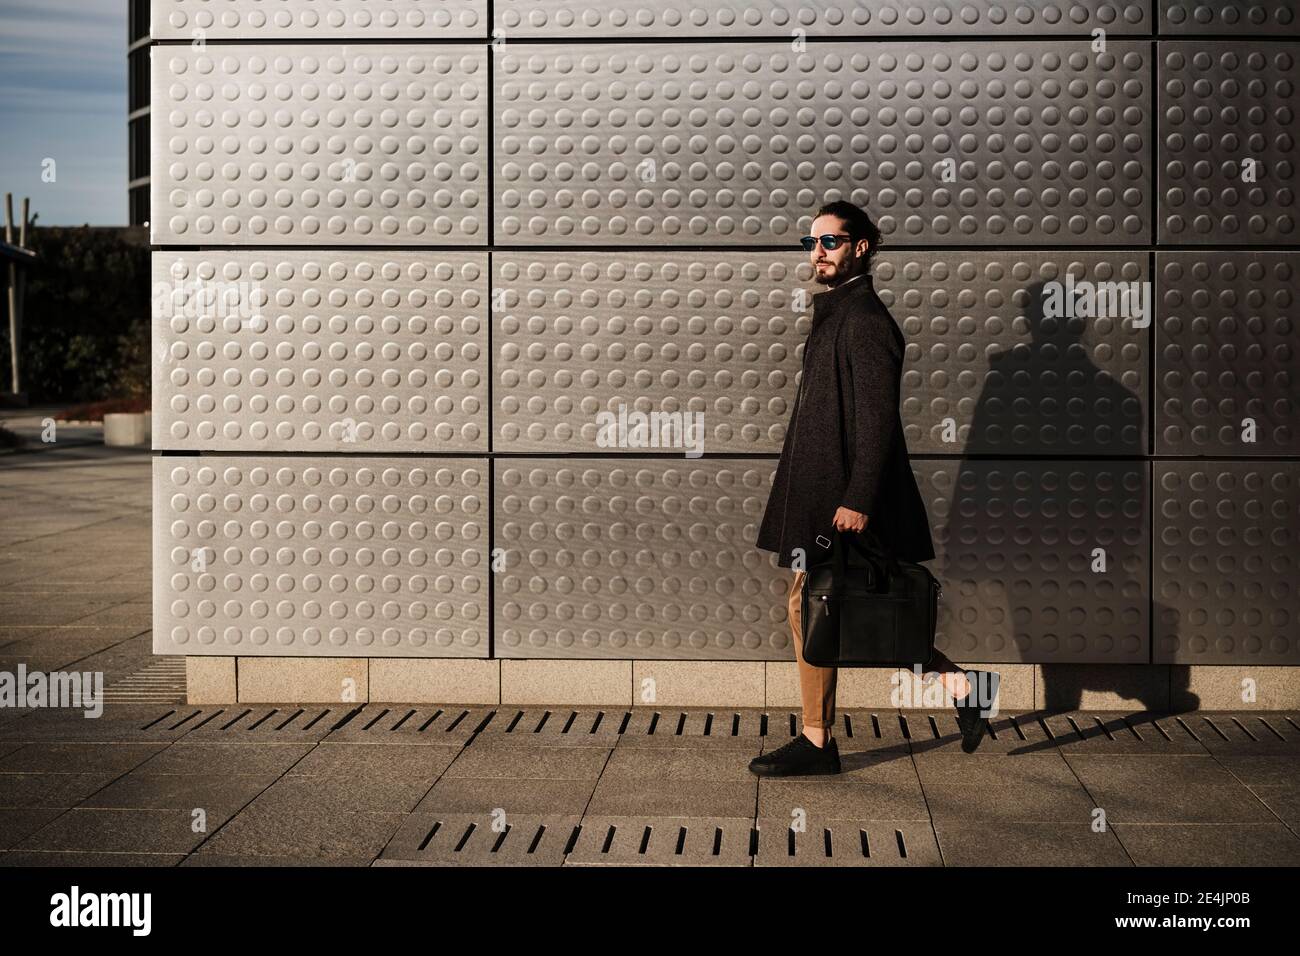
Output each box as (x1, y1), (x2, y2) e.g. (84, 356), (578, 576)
(832, 506), (868, 533)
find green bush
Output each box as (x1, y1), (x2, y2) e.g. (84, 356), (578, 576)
(0, 225), (150, 403)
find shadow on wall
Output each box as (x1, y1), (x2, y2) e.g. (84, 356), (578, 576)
(932, 279), (1197, 714)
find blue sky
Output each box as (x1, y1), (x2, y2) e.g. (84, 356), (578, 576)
(0, 0), (128, 226)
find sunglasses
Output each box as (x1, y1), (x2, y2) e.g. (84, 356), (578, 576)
(800, 233), (855, 251)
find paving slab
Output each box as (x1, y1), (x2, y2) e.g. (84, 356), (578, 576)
(285, 742), (463, 779)
(79, 772), (278, 812)
(0, 771), (124, 808)
(0, 742), (168, 775)
(191, 805), (408, 861)
(131, 742), (314, 776)
(13, 807), (212, 854)
(413, 776), (597, 815)
(247, 775), (434, 814)
(1, 850), (184, 866)
(933, 822), (1132, 866)
(757, 778), (930, 821)
(585, 778), (756, 817)
(0, 808), (66, 851)
(443, 741), (612, 780)
(1112, 823), (1300, 866)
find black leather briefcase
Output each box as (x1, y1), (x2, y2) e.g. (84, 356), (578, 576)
(800, 528), (941, 667)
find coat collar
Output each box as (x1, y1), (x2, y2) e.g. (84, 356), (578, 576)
(812, 270), (874, 313)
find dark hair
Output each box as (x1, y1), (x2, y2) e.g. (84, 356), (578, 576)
(814, 200), (882, 274)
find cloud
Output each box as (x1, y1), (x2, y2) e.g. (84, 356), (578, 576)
(0, 0), (128, 225)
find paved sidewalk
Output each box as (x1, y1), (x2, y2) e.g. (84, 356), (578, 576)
(1, 443), (1298, 866)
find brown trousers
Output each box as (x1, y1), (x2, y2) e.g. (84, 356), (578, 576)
(788, 570), (836, 730)
(789, 570), (948, 730)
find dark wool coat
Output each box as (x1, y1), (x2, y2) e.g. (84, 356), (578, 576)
(756, 271), (936, 569)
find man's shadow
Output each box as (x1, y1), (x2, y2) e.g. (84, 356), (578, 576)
(931, 279), (1197, 718)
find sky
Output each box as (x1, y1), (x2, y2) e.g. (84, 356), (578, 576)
(0, 0), (128, 226)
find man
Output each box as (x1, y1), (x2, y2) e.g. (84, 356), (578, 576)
(751, 200), (999, 776)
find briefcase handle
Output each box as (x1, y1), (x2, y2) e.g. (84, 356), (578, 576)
(829, 528), (899, 593)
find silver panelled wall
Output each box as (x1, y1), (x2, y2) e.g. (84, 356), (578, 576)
(149, 1), (1299, 667)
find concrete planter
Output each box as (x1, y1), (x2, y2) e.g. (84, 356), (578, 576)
(103, 412), (150, 446)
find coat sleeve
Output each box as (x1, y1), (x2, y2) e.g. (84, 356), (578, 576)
(840, 315), (901, 517)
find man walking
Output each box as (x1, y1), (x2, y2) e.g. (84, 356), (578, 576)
(752, 199), (998, 776)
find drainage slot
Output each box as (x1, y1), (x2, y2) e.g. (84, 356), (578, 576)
(712, 827), (722, 856)
(703, 712), (714, 736)
(1256, 717), (1287, 741)
(417, 820), (441, 851)
(533, 711), (552, 733)
(527, 825), (545, 854)
(674, 712), (687, 736)
(1230, 716), (1260, 741)
(246, 710), (277, 731)
(362, 708), (391, 731)
(601, 825), (616, 854)
(639, 826), (652, 855)
(563, 824), (581, 855)
(560, 711), (577, 735)
(1174, 716), (1203, 742)
(453, 823), (475, 852)
(590, 711), (606, 734)
(674, 826), (686, 855)
(860, 829), (870, 858)
(390, 710), (415, 732)
(491, 824), (510, 853)
(417, 709), (446, 733)
(141, 709), (179, 730)
(895, 829), (907, 859)
(274, 708), (306, 731)
(646, 712), (661, 735)
(444, 710), (470, 732)
(823, 828), (832, 858)
(220, 709), (254, 730)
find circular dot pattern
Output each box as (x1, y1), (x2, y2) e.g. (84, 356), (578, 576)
(1155, 463), (1297, 661)
(156, 252), (486, 450)
(1157, 253), (1296, 454)
(159, 458), (488, 653)
(495, 43), (1149, 243)
(155, 45), (486, 245)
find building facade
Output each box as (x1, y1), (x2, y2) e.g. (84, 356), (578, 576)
(146, 1), (1300, 710)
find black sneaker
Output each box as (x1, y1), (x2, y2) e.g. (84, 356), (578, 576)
(954, 669), (1000, 754)
(749, 734), (841, 777)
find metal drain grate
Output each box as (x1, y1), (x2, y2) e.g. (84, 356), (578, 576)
(753, 819), (942, 867)
(103, 657), (187, 703)
(325, 705), (489, 745)
(177, 705), (357, 741)
(380, 813), (581, 866)
(564, 816), (756, 866)
(111, 706), (1300, 754)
